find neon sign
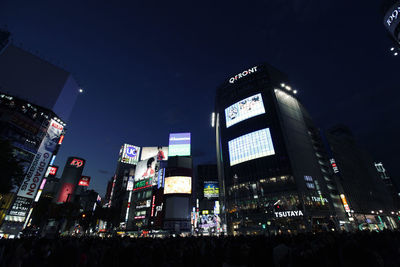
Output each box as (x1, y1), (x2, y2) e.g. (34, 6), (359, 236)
(70, 159), (84, 168)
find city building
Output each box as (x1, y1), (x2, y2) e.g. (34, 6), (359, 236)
(108, 136), (193, 235)
(325, 125), (397, 230)
(0, 30), (80, 236)
(55, 157), (86, 203)
(214, 64), (344, 235)
(194, 164), (221, 235)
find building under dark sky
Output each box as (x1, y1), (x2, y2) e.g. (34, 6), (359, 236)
(0, 0), (399, 197)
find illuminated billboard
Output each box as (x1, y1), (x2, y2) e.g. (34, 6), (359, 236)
(225, 93), (265, 128)
(228, 128), (275, 166)
(134, 156), (157, 182)
(78, 176), (91, 187)
(141, 146), (168, 161)
(204, 181), (219, 198)
(168, 133), (191, 156)
(164, 176), (192, 194)
(17, 119), (63, 199)
(119, 144), (140, 165)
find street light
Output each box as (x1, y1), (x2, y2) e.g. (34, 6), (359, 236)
(79, 88), (83, 93)
(390, 47), (395, 51)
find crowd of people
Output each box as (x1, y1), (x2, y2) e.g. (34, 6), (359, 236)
(0, 230), (399, 267)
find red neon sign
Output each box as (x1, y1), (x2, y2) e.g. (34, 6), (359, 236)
(49, 166), (58, 176)
(70, 159), (84, 168)
(78, 176), (90, 186)
(58, 135), (65, 145)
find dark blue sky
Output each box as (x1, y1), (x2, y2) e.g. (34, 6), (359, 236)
(1, 0), (399, 196)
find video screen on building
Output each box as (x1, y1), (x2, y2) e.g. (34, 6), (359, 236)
(225, 93), (265, 128)
(228, 128), (275, 166)
(134, 156), (157, 182)
(168, 133), (191, 156)
(119, 144), (140, 165)
(141, 146), (168, 161)
(204, 181), (219, 198)
(164, 176), (192, 194)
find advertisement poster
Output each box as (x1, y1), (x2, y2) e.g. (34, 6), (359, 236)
(225, 93), (265, 128)
(164, 176), (192, 194)
(168, 133), (191, 156)
(141, 146), (168, 161)
(17, 119), (63, 199)
(204, 181), (219, 198)
(134, 156), (157, 182)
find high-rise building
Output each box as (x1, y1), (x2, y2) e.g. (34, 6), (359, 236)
(325, 125), (397, 229)
(0, 31), (80, 236)
(214, 64), (343, 235)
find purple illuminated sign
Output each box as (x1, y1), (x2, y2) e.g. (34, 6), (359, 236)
(168, 133), (191, 156)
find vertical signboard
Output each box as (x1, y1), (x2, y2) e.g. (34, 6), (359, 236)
(17, 119), (63, 199)
(168, 133), (191, 157)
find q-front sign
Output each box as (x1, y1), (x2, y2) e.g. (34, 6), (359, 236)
(275, 210), (304, 218)
(229, 66), (258, 84)
(386, 5), (400, 27)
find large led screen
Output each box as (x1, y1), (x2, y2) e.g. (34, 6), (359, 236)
(225, 93), (265, 128)
(119, 144), (140, 165)
(204, 181), (219, 199)
(134, 156), (157, 182)
(140, 146), (168, 161)
(164, 176), (192, 194)
(228, 128), (275, 166)
(169, 133), (191, 156)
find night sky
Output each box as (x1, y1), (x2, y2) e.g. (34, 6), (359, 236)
(1, 0), (399, 197)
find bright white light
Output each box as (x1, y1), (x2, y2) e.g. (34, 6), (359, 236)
(371, 211), (375, 214)
(293, 90), (297, 94)
(379, 210), (383, 213)
(391, 47), (395, 51)
(394, 52), (398, 56)
(211, 112), (215, 127)
(79, 89), (83, 93)
(285, 86), (291, 91)
(280, 83), (285, 87)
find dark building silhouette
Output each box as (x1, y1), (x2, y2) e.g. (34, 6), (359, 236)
(325, 125), (397, 229)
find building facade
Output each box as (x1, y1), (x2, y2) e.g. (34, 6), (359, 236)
(214, 64), (344, 235)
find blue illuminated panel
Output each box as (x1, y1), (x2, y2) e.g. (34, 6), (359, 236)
(225, 93), (265, 128)
(228, 128), (275, 166)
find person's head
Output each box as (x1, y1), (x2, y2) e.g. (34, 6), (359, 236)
(147, 157), (155, 168)
(157, 146), (163, 151)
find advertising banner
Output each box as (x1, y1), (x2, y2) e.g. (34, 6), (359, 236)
(119, 144), (140, 165)
(140, 146), (168, 161)
(204, 181), (219, 198)
(225, 93), (265, 128)
(134, 156), (157, 182)
(17, 119), (63, 199)
(164, 176), (192, 194)
(168, 133), (191, 156)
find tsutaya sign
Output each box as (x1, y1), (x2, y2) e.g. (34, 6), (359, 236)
(275, 210), (304, 218)
(229, 66), (258, 84)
